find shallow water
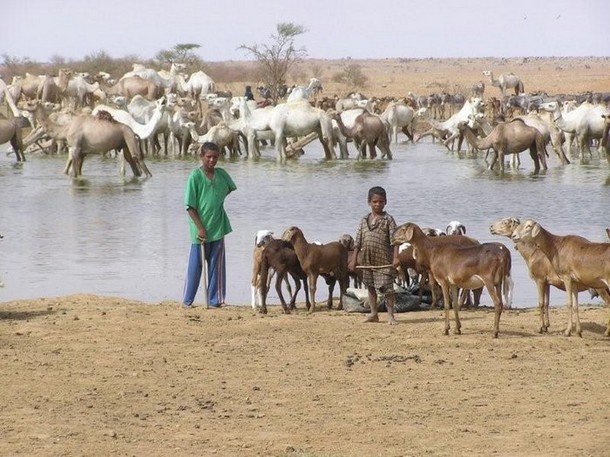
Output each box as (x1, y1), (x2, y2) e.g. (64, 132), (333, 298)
(1, 137), (609, 309)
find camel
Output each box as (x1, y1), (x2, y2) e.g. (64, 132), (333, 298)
(471, 81), (485, 98)
(91, 96), (168, 141)
(229, 96), (276, 158)
(515, 112), (570, 165)
(539, 101), (609, 158)
(64, 74), (100, 109)
(20, 100), (72, 154)
(329, 109), (392, 159)
(416, 98), (484, 151)
(97, 75), (160, 101)
(268, 100), (336, 161)
(176, 70), (216, 115)
(286, 78), (323, 102)
(482, 70), (524, 96)
(458, 119), (548, 173)
(380, 101), (416, 143)
(37, 69), (72, 104)
(64, 113), (152, 178)
(0, 116), (26, 161)
(120, 62), (185, 93)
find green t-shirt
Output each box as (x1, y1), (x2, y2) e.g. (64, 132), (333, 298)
(184, 167), (237, 243)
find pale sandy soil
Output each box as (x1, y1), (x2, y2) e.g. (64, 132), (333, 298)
(0, 295), (609, 457)
(221, 56), (610, 99)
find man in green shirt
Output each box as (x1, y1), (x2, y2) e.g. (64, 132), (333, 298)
(183, 142), (236, 308)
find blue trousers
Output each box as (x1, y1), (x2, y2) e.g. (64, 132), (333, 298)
(182, 238), (227, 307)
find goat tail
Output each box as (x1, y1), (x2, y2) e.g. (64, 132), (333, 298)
(503, 272), (514, 310)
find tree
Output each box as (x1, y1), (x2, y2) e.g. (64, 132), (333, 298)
(155, 43), (202, 67)
(238, 23), (307, 103)
(332, 62), (368, 92)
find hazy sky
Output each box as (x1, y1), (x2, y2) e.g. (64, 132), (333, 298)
(2, 0), (608, 63)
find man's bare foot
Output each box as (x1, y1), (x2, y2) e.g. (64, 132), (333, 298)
(388, 317), (397, 325)
(364, 314), (379, 323)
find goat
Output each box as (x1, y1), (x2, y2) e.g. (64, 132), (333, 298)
(251, 229), (275, 309)
(445, 221), (466, 236)
(338, 233), (362, 288)
(491, 217), (610, 334)
(257, 239), (310, 315)
(442, 221), (483, 307)
(399, 231), (483, 309)
(282, 226), (349, 313)
(392, 222), (512, 338)
(511, 219), (610, 337)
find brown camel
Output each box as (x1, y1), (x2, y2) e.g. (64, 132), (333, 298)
(0, 115), (27, 161)
(21, 100), (71, 154)
(329, 109), (392, 159)
(37, 69), (72, 104)
(64, 113), (152, 178)
(96, 75), (161, 101)
(457, 119), (548, 173)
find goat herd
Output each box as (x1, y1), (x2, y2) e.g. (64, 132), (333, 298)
(250, 219), (610, 340)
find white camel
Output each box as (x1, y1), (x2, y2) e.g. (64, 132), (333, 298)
(268, 100), (336, 161)
(92, 96), (167, 141)
(120, 62), (185, 93)
(286, 78), (323, 102)
(539, 100), (610, 158)
(64, 74), (100, 109)
(229, 96), (275, 158)
(416, 98), (485, 151)
(482, 70), (524, 96)
(380, 101), (416, 143)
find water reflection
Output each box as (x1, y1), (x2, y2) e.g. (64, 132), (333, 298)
(1, 139), (609, 309)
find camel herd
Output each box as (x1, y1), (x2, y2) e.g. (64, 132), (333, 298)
(1, 64), (610, 177)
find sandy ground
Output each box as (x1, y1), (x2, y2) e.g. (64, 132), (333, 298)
(0, 294), (609, 457)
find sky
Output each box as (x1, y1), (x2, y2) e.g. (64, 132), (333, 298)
(2, 0), (608, 63)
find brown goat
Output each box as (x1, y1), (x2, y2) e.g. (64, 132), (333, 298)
(397, 233), (483, 308)
(338, 234), (362, 288)
(258, 239), (310, 314)
(491, 217), (610, 334)
(392, 222), (512, 338)
(511, 219), (610, 337)
(282, 227), (349, 313)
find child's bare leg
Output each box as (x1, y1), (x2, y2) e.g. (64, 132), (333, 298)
(365, 286), (379, 322)
(385, 291), (397, 325)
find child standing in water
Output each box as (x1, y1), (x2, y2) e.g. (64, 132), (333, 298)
(348, 186), (400, 324)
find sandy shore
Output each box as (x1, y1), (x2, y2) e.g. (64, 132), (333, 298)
(0, 294), (608, 456)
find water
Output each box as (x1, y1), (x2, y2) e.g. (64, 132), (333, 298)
(1, 138), (609, 309)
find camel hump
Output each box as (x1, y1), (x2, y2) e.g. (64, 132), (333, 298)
(94, 110), (116, 123)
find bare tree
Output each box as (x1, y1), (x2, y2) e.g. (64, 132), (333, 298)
(238, 23), (307, 103)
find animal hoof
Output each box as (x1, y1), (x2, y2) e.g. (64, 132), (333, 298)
(444, 329), (450, 336)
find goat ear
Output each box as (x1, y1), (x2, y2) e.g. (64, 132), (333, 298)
(460, 225), (466, 234)
(531, 223), (541, 237)
(405, 225), (414, 241)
